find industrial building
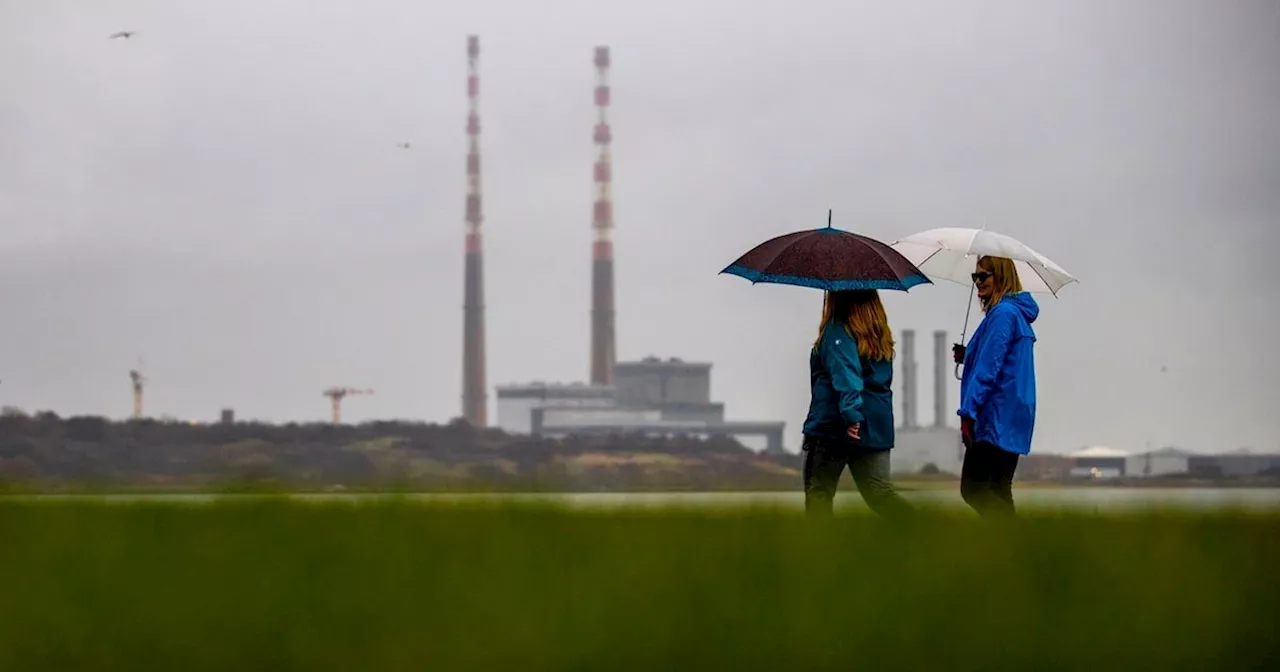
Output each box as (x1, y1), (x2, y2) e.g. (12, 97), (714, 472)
(477, 43), (790, 450)
(452, 39), (961, 463)
(497, 356), (785, 452)
(1188, 450), (1280, 477)
(493, 383), (615, 434)
(1072, 446), (1207, 479)
(891, 329), (964, 475)
(1014, 453), (1074, 480)
(498, 325), (965, 461)
(484, 45), (793, 450)
(1068, 446), (1129, 478)
(1062, 447), (1280, 479)
(1125, 447), (1195, 477)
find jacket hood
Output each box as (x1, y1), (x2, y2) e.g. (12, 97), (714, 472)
(997, 291), (1039, 323)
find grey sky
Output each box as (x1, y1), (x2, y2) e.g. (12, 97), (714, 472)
(2, 0), (1278, 454)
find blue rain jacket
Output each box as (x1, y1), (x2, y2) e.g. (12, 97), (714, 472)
(803, 322), (895, 450)
(958, 291), (1040, 455)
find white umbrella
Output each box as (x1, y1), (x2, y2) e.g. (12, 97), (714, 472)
(889, 227), (1078, 379)
(890, 227), (1077, 295)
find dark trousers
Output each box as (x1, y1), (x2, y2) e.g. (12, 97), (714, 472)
(960, 441), (1020, 517)
(802, 436), (914, 519)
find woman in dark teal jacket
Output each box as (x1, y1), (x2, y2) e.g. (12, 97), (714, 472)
(802, 290), (914, 518)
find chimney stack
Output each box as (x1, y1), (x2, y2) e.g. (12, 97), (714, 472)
(901, 329), (917, 430)
(461, 34), (488, 426)
(934, 330), (948, 428)
(589, 45), (617, 385)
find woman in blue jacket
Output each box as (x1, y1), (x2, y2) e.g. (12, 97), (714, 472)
(954, 255), (1039, 517)
(802, 289), (914, 518)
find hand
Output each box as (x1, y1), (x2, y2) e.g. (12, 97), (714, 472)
(952, 343), (966, 364)
(960, 416), (974, 449)
(847, 423), (861, 440)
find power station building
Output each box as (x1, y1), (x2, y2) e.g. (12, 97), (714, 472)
(490, 49), (788, 448)
(891, 329), (965, 475)
(451, 40), (957, 471)
(497, 357), (786, 453)
(498, 328), (961, 463)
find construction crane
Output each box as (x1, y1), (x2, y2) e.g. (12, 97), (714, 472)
(322, 387), (372, 424)
(129, 368), (147, 419)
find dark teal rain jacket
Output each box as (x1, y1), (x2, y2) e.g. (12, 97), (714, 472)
(802, 322), (895, 450)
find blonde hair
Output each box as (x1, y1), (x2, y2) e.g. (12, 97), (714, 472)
(977, 256), (1022, 312)
(814, 290), (895, 361)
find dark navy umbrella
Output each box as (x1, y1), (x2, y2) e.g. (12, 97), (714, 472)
(720, 211), (932, 292)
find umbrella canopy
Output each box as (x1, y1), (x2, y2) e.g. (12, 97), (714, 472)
(721, 217), (931, 292)
(890, 227), (1077, 296)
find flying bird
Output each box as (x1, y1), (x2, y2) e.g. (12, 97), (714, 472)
(109, 31), (135, 39)
(396, 142), (411, 149)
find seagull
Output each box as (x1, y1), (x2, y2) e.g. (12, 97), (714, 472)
(109, 31), (135, 40)
(396, 142), (411, 149)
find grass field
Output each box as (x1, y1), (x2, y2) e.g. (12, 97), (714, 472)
(1, 500), (1277, 670)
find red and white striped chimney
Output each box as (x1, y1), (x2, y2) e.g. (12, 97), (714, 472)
(589, 45), (616, 386)
(461, 34), (487, 426)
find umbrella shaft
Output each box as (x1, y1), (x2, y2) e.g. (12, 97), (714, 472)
(956, 281), (976, 381)
(960, 281), (976, 342)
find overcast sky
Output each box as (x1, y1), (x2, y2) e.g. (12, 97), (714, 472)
(2, 0), (1277, 454)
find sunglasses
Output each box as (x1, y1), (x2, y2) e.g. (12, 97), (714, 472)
(971, 271), (993, 284)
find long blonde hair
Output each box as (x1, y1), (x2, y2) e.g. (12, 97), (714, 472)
(977, 255), (1022, 312)
(814, 290), (895, 361)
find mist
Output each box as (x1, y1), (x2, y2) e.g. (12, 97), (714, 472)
(2, 0), (1278, 454)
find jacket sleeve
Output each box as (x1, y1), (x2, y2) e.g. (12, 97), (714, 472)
(822, 326), (866, 426)
(959, 308), (1015, 420)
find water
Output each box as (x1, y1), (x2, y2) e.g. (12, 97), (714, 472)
(7, 488), (1280, 512)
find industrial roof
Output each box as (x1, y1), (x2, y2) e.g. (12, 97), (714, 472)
(615, 357), (712, 369)
(495, 381), (613, 391)
(1146, 446), (1198, 457)
(1070, 446), (1130, 459)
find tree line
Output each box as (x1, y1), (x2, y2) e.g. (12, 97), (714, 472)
(0, 411), (802, 492)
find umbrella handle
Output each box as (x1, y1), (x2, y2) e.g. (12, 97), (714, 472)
(954, 281), (976, 381)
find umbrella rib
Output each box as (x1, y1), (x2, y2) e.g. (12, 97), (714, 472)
(914, 247), (944, 270)
(1026, 260), (1060, 298)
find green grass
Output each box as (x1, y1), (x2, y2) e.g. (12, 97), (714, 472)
(1, 500), (1276, 670)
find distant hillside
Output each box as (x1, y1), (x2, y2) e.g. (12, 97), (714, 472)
(0, 412), (802, 492)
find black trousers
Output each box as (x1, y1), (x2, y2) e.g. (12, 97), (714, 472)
(802, 436), (914, 519)
(960, 441), (1020, 517)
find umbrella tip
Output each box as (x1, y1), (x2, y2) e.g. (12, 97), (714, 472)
(827, 209), (833, 228)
